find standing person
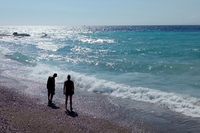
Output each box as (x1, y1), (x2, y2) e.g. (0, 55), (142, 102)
(63, 75), (74, 111)
(47, 73), (57, 105)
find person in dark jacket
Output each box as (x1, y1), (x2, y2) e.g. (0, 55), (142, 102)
(47, 73), (57, 105)
(63, 75), (74, 111)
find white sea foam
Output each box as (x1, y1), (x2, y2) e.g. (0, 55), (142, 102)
(71, 46), (93, 53)
(80, 38), (115, 44)
(35, 41), (62, 51)
(62, 72), (199, 118)
(75, 33), (115, 44)
(0, 46), (12, 57)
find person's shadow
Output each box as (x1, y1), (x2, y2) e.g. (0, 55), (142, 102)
(48, 103), (60, 109)
(65, 109), (78, 118)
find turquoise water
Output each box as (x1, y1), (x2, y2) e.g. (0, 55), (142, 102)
(0, 25), (200, 118)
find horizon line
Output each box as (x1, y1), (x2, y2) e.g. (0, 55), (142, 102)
(0, 24), (200, 27)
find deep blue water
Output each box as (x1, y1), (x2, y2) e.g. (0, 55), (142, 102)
(0, 25), (200, 118)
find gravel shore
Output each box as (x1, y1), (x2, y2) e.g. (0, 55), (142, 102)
(0, 85), (131, 133)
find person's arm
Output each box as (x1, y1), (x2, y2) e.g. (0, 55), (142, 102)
(72, 82), (74, 94)
(53, 78), (55, 88)
(63, 82), (66, 95)
(46, 77), (50, 89)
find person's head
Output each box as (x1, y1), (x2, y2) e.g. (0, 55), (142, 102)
(53, 73), (57, 78)
(67, 75), (71, 80)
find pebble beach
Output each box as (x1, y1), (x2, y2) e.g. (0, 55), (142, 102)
(0, 85), (131, 133)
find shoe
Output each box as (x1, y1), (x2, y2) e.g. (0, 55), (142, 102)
(48, 100), (52, 105)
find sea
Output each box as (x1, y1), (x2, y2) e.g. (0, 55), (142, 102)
(0, 25), (200, 132)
